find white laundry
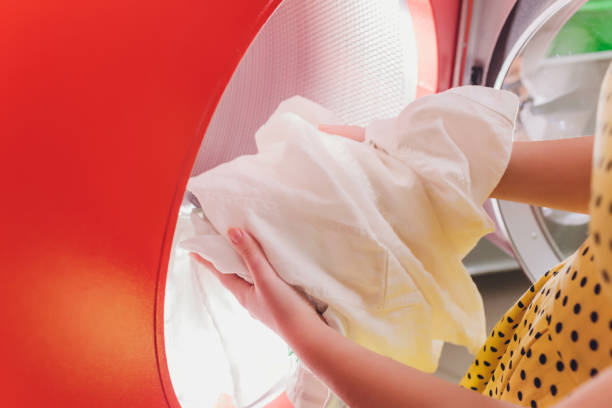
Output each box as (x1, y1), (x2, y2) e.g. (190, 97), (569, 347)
(182, 87), (518, 391)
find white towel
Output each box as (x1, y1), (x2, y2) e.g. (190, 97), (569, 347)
(182, 87), (518, 376)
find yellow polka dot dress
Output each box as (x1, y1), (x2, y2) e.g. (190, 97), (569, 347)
(460, 63), (612, 408)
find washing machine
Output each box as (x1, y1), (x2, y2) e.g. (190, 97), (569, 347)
(2, 0), (610, 407)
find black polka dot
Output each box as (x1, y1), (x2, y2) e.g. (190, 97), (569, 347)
(477, 374), (484, 379)
(470, 386), (477, 391)
(518, 301), (525, 308)
(570, 359), (578, 371)
(507, 383), (510, 392)
(539, 353), (547, 365)
(555, 289), (561, 299)
(591, 311), (599, 323)
(580, 277), (588, 287)
(518, 391), (523, 401)
(550, 384), (558, 396)
(529, 285), (535, 292)
(590, 339), (599, 351)
(475, 359), (479, 366)
(498, 331), (505, 337)
(521, 347), (525, 355)
(526, 349), (532, 358)
(574, 303), (581, 314)
(590, 368), (598, 377)
(595, 284), (601, 295)
(534, 377), (541, 388)
(534, 331), (542, 339)
(513, 333), (518, 341)
(603, 269), (610, 283)
(467, 373), (471, 379)
(556, 361), (564, 371)
(489, 390), (492, 397)
(562, 296), (568, 306)
(484, 360), (491, 367)
(546, 314), (552, 325)
(571, 330), (579, 342)
(582, 246), (590, 255)
(555, 322), (563, 333)
(534, 305), (539, 313)
(595, 232), (601, 245)
(507, 316), (514, 323)
(531, 400), (538, 408)
(490, 346), (498, 353)
(521, 369), (526, 380)
(571, 270), (578, 280)
(501, 363), (505, 371)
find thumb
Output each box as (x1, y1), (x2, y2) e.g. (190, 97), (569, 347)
(227, 228), (274, 284)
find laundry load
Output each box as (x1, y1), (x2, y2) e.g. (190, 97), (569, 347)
(182, 86), (518, 374)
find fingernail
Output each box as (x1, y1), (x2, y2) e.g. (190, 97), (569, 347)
(228, 228), (243, 244)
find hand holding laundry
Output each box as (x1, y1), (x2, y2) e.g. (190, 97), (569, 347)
(189, 228), (323, 342)
(182, 87), (519, 374)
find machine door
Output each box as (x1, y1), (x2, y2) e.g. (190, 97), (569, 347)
(486, 0), (612, 281)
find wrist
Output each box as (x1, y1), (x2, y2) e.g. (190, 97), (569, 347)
(281, 313), (331, 355)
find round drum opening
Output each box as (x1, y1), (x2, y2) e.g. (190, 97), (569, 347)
(163, 1), (416, 406)
(493, 0), (612, 281)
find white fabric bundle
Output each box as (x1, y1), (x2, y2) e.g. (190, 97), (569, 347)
(182, 87), (518, 376)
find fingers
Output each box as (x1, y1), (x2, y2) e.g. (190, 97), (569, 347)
(189, 252), (252, 303)
(318, 124), (365, 142)
(227, 228), (275, 285)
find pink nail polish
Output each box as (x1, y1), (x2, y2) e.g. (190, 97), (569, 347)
(228, 228), (243, 244)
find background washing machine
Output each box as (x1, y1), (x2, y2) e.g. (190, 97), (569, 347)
(2, 0), (610, 407)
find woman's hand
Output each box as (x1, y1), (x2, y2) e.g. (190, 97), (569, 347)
(190, 228), (323, 342)
(189, 125), (364, 338)
(318, 124), (365, 142)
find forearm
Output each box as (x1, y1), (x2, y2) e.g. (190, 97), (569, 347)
(285, 321), (516, 408)
(491, 136), (593, 213)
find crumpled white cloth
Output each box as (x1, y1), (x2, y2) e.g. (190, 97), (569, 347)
(182, 87), (518, 377)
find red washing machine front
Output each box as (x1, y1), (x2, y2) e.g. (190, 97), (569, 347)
(0, 1), (281, 406)
(406, 0), (461, 97)
(0, 1), (459, 407)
